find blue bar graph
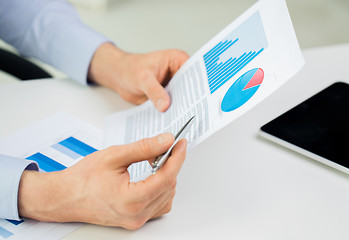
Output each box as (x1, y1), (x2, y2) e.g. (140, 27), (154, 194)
(26, 153), (66, 172)
(203, 11), (268, 94)
(6, 219), (24, 225)
(2, 136), (97, 234)
(58, 137), (97, 157)
(0, 226), (13, 238)
(52, 143), (81, 159)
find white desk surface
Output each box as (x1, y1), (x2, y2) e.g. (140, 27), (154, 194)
(0, 44), (349, 240)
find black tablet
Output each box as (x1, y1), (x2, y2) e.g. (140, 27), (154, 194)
(260, 82), (349, 174)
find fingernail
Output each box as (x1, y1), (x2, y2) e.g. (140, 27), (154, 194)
(156, 98), (166, 111)
(157, 133), (173, 145)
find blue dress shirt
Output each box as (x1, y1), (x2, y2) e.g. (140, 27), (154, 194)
(0, 0), (108, 220)
(0, 156), (39, 220)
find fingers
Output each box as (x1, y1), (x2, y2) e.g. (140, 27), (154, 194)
(142, 140), (187, 220)
(113, 147), (181, 230)
(120, 189), (174, 230)
(151, 191), (175, 219)
(134, 139), (187, 203)
(145, 188), (174, 221)
(103, 135), (186, 229)
(167, 49), (190, 77)
(142, 49), (189, 112)
(106, 133), (174, 169)
(142, 75), (171, 112)
(157, 139), (187, 177)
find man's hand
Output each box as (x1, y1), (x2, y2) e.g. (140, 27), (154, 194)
(18, 133), (187, 230)
(88, 43), (189, 112)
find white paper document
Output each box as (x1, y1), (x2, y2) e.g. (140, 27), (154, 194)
(105, 0), (305, 180)
(0, 113), (103, 240)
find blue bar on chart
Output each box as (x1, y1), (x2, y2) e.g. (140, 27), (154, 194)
(0, 226), (13, 239)
(6, 219), (24, 225)
(51, 143), (81, 160)
(14, 137), (96, 230)
(203, 11), (268, 94)
(58, 137), (97, 157)
(26, 153), (66, 172)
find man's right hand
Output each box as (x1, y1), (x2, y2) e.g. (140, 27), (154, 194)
(17, 133), (187, 230)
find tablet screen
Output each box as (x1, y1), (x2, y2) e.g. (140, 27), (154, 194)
(261, 82), (349, 168)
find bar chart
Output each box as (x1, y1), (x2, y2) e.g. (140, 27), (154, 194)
(0, 134), (98, 239)
(26, 136), (97, 172)
(203, 11), (268, 94)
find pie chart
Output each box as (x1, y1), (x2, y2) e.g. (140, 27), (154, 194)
(221, 68), (264, 112)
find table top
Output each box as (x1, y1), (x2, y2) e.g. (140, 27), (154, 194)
(0, 44), (349, 240)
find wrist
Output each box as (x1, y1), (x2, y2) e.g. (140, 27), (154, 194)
(18, 170), (65, 222)
(88, 42), (127, 88)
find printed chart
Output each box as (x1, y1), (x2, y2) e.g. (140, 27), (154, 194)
(0, 122), (101, 240)
(203, 11), (268, 94)
(27, 136), (97, 172)
(221, 68), (264, 112)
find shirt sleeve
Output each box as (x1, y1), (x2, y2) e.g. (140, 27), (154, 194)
(0, 0), (109, 84)
(0, 155), (39, 220)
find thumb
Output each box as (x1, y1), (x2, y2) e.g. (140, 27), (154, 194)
(142, 74), (171, 112)
(107, 133), (175, 169)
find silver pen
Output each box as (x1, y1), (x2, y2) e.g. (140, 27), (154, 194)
(151, 116), (195, 173)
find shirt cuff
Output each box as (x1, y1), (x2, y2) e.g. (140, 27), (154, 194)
(0, 155), (39, 220)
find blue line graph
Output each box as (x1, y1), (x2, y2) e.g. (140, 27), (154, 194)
(204, 11), (268, 94)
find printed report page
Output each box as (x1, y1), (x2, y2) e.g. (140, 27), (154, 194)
(105, 0), (304, 180)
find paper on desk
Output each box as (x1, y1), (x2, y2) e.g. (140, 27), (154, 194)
(0, 113), (103, 240)
(105, 0), (304, 181)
